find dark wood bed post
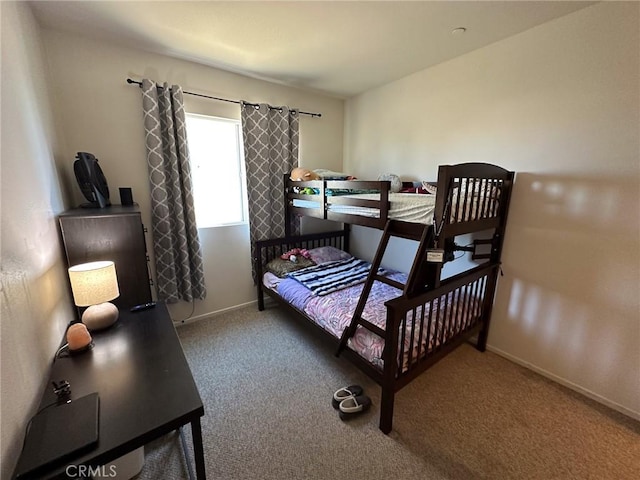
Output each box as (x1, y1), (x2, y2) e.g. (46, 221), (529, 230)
(380, 305), (402, 434)
(477, 268), (498, 352)
(421, 165), (452, 291)
(477, 171), (515, 351)
(256, 244), (265, 311)
(283, 173), (292, 238)
(343, 223), (351, 253)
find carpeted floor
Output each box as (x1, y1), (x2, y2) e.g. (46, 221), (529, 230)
(136, 305), (639, 480)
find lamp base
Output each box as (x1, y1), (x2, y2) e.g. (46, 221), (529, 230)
(82, 302), (119, 331)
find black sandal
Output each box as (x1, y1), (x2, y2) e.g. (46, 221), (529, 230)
(338, 394), (371, 420)
(332, 385), (364, 409)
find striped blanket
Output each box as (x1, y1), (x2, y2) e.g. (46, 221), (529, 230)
(288, 257), (376, 296)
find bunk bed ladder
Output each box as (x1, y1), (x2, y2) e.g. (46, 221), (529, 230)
(336, 220), (432, 356)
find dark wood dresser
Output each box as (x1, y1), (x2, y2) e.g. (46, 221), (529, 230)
(58, 206), (152, 310)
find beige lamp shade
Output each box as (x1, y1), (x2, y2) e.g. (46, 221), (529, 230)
(68, 261), (120, 306)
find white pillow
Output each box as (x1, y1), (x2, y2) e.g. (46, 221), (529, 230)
(378, 173), (402, 193)
(308, 246), (352, 264)
(421, 181), (438, 194)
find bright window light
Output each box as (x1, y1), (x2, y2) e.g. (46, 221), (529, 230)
(185, 113), (247, 228)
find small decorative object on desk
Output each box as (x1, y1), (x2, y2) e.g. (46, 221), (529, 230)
(66, 323), (93, 353)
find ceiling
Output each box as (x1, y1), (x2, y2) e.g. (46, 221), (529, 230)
(29, 1), (595, 98)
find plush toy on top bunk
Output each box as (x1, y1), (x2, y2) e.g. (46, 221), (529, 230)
(289, 167), (320, 182)
(290, 167), (358, 181)
(289, 168), (359, 195)
(290, 168), (321, 181)
(289, 168), (320, 194)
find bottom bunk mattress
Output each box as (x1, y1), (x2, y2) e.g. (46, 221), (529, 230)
(266, 258), (481, 372)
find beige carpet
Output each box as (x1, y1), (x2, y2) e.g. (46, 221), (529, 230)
(136, 305), (639, 480)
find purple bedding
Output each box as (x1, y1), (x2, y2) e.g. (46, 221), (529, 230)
(274, 267), (480, 371)
(302, 272), (407, 368)
(277, 276), (315, 311)
(275, 269), (407, 368)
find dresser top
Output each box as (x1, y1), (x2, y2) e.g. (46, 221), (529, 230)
(59, 205), (141, 218)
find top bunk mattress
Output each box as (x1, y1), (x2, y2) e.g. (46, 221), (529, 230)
(293, 193), (436, 224)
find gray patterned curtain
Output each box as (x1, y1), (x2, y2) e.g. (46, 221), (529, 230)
(242, 103), (300, 282)
(140, 79), (206, 303)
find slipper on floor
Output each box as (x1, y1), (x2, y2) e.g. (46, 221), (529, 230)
(332, 385), (364, 409)
(338, 394), (372, 421)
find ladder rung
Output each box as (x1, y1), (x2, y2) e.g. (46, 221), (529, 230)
(356, 318), (386, 338)
(386, 221), (426, 240)
(373, 274), (404, 290)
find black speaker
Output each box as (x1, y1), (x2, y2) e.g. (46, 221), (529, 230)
(119, 187), (134, 206)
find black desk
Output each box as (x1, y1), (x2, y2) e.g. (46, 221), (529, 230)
(13, 303), (206, 479)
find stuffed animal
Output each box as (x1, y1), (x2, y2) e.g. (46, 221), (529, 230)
(281, 248), (311, 261)
(290, 167), (321, 181)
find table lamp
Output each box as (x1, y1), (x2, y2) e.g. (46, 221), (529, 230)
(68, 261), (120, 331)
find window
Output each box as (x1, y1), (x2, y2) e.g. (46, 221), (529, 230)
(185, 113), (247, 228)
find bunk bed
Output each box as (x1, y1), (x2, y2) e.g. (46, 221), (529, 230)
(254, 163), (514, 434)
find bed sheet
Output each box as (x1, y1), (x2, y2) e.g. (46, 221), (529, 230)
(301, 271), (406, 367)
(331, 193), (435, 224)
(293, 193), (436, 224)
(274, 270), (474, 371)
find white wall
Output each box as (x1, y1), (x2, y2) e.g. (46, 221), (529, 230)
(40, 28), (344, 322)
(344, 2), (639, 418)
(0, 3), (75, 477)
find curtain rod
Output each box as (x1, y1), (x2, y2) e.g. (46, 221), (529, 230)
(126, 78), (321, 118)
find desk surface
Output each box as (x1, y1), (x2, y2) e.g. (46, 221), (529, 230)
(14, 303), (204, 479)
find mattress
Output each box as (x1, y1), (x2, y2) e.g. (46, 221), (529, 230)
(293, 193), (436, 224)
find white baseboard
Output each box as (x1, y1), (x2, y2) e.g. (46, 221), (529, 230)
(173, 300), (258, 326)
(486, 344), (640, 421)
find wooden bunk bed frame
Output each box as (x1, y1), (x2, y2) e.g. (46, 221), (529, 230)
(255, 163), (514, 434)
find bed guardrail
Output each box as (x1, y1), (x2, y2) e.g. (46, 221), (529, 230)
(255, 229), (350, 310)
(434, 163), (515, 238)
(377, 262), (500, 433)
(386, 263), (498, 376)
(285, 175), (391, 229)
